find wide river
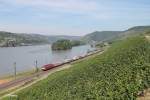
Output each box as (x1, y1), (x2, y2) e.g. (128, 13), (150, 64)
(0, 45), (95, 76)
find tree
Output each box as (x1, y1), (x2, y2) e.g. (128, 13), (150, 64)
(52, 39), (72, 50)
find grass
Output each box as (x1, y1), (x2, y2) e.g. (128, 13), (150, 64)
(3, 36), (150, 100)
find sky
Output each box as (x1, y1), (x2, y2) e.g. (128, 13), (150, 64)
(0, 0), (150, 36)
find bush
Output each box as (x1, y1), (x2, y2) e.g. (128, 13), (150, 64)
(52, 39), (72, 50)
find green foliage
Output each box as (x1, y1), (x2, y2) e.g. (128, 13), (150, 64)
(52, 39), (72, 50)
(52, 40), (85, 50)
(5, 36), (150, 100)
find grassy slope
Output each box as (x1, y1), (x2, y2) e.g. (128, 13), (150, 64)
(5, 36), (150, 100)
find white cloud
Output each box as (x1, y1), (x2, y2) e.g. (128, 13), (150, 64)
(1, 0), (149, 35)
(0, 0), (114, 20)
(4, 0), (99, 13)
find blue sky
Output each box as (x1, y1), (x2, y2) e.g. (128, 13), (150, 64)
(0, 0), (150, 36)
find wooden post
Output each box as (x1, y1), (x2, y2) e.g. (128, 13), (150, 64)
(35, 60), (38, 73)
(35, 60), (39, 77)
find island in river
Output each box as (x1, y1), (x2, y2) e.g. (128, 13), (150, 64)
(51, 39), (85, 50)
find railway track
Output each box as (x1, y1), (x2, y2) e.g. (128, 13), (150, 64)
(0, 49), (104, 98)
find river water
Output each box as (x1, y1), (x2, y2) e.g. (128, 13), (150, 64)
(0, 45), (95, 76)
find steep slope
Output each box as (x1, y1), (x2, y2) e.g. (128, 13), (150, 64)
(7, 36), (150, 100)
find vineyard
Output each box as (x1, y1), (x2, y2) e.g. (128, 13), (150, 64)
(4, 36), (150, 100)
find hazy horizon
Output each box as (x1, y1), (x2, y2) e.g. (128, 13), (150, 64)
(0, 0), (150, 36)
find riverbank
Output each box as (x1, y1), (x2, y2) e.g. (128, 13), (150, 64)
(0, 47), (106, 99)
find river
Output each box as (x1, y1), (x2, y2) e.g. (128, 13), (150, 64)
(0, 45), (95, 76)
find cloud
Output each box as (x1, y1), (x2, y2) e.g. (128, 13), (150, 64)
(0, 0), (150, 35)
(3, 0), (99, 14)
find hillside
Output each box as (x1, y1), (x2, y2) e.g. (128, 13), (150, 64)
(0, 31), (81, 47)
(83, 26), (150, 42)
(0, 25), (150, 47)
(0, 31), (50, 45)
(1, 26), (150, 47)
(119, 26), (150, 38)
(82, 31), (122, 42)
(6, 36), (150, 100)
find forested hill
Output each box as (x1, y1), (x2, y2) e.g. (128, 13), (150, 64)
(82, 31), (122, 42)
(11, 36), (150, 100)
(119, 26), (150, 37)
(1, 25), (150, 46)
(0, 31), (81, 46)
(0, 31), (50, 45)
(83, 26), (150, 42)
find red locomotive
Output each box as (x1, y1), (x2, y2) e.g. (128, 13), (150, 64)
(41, 63), (61, 71)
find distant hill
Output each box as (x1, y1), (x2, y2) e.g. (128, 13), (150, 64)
(0, 31), (81, 47)
(1, 25), (150, 46)
(47, 35), (81, 43)
(82, 26), (150, 42)
(0, 31), (49, 46)
(82, 31), (122, 42)
(119, 26), (150, 37)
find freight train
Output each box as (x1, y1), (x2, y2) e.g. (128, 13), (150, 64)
(41, 49), (102, 71)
